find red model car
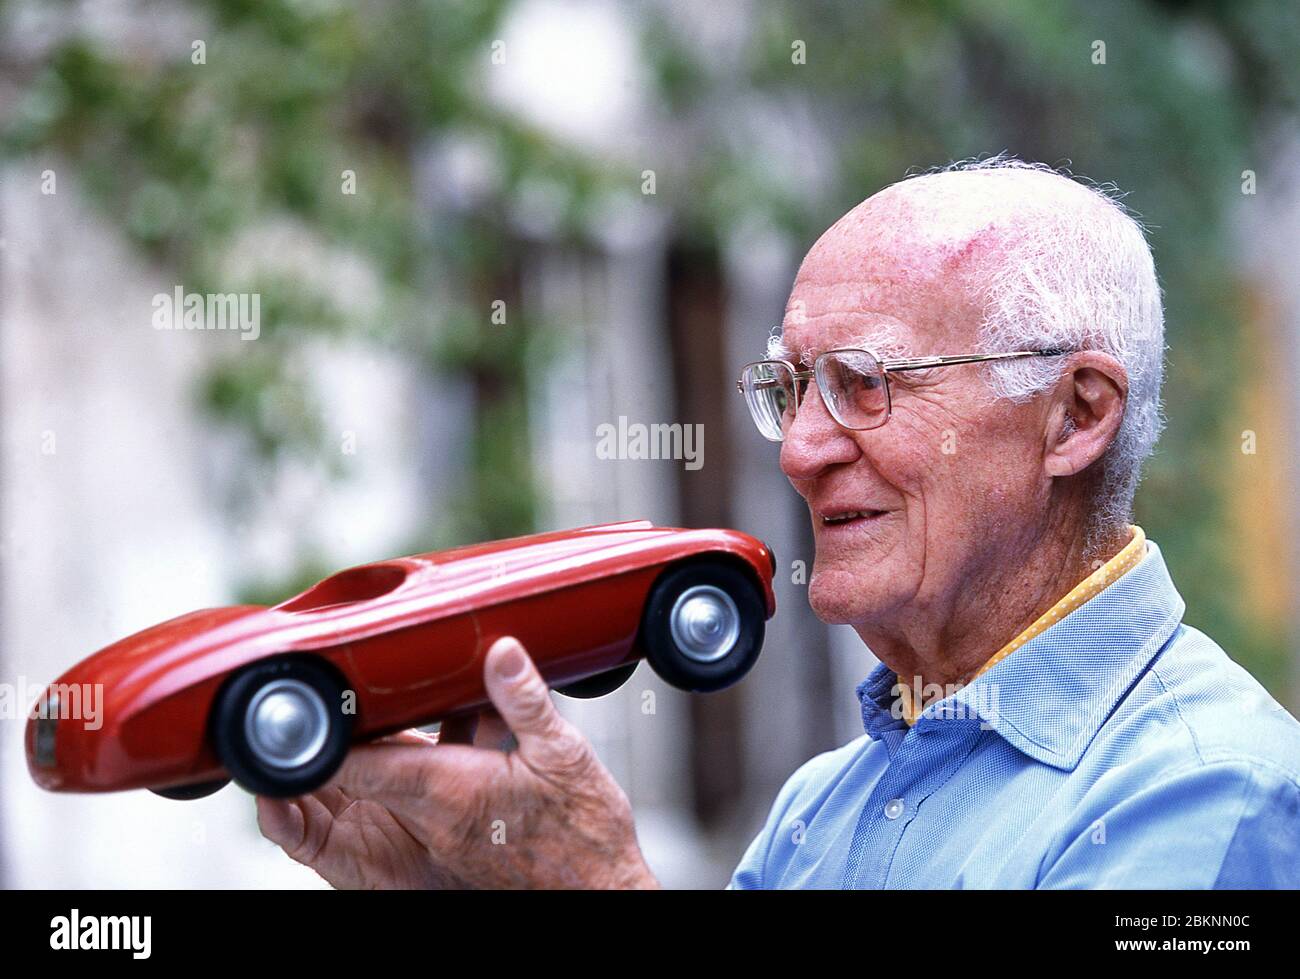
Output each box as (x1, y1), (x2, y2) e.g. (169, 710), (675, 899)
(27, 520), (775, 800)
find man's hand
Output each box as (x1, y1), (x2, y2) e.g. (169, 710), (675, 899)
(255, 637), (659, 889)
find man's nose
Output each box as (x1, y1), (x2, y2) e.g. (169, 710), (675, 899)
(779, 381), (860, 481)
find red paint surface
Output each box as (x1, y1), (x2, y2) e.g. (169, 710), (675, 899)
(27, 521), (775, 793)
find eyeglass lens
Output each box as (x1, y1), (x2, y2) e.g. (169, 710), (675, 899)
(740, 350), (888, 441)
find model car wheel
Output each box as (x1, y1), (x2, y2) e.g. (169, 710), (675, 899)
(212, 657), (353, 798)
(640, 560), (765, 693)
(557, 662), (639, 699)
(151, 778), (231, 801)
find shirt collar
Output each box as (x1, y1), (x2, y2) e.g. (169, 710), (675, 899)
(894, 525), (1148, 726)
(856, 533), (1186, 771)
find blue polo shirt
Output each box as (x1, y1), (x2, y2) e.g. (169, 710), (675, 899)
(729, 539), (1300, 888)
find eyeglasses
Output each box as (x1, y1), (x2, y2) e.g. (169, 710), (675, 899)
(736, 347), (1068, 441)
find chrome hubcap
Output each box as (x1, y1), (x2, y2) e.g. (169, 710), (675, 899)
(244, 678), (330, 769)
(669, 585), (741, 664)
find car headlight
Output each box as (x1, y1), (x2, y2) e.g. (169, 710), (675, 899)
(33, 691), (58, 768)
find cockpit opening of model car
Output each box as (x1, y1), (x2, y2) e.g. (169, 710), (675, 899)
(276, 565), (409, 613)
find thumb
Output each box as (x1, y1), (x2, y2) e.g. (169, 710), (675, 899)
(483, 636), (592, 773)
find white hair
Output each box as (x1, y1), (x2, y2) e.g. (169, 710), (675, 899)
(903, 156), (1166, 544)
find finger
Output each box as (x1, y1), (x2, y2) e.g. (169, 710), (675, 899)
(438, 714), (478, 745)
(294, 791), (349, 860)
(482, 636), (592, 773)
(309, 785), (355, 819)
(376, 728), (439, 748)
(326, 740), (481, 833)
(256, 796), (306, 851)
(261, 791), (357, 879)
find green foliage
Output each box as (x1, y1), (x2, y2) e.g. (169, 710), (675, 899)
(3, 0), (1294, 682)
(2, 0), (566, 564)
(635, 0), (1296, 683)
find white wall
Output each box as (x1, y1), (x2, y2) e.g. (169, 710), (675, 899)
(0, 166), (430, 888)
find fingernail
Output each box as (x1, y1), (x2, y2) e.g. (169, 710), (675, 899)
(494, 641), (526, 679)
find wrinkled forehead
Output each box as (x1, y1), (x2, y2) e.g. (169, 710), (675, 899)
(769, 303), (916, 366)
(775, 270), (981, 366)
(773, 181), (1004, 363)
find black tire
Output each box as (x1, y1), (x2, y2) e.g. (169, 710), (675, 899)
(212, 657), (353, 798)
(151, 778), (231, 801)
(557, 662), (639, 699)
(640, 560), (765, 693)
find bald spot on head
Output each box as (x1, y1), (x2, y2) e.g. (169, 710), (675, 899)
(785, 167), (1123, 354)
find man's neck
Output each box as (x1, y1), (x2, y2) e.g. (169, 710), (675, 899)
(855, 521), (1133, 693)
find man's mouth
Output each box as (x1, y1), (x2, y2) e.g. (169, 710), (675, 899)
(818, 508), (889, 529)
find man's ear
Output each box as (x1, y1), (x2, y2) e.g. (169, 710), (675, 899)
(1044, 354), (1127, 478)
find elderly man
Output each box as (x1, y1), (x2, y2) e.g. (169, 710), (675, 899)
(257, 159), (1300, 889)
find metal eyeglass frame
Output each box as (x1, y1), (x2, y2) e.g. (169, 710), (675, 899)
(736, 347), (1069, 436)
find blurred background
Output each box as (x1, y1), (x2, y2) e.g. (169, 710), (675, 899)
(0, 0), (1297, 888)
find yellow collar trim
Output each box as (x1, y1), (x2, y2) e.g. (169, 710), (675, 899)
(896, 525), (1147, 726)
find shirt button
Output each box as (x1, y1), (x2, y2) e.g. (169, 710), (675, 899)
(884, 798), (905, 820)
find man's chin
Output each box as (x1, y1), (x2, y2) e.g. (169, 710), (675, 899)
(808, 574), (878, 625)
